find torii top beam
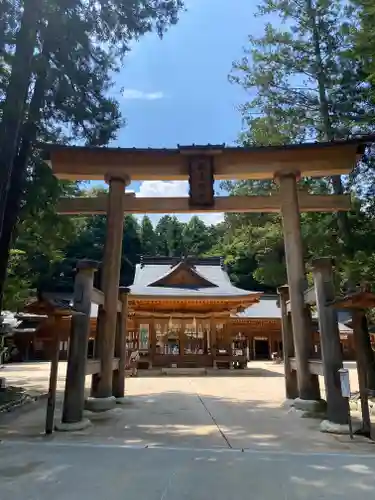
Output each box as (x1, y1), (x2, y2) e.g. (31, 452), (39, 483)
(42, 137), (372, 182)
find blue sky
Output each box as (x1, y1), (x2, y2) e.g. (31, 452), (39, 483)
(105, 0), (268, 225)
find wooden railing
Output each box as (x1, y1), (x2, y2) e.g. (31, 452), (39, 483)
(289, 357), (324, 376)
(85, 357), (119, 376)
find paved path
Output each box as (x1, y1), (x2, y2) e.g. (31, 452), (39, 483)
(0, 361), (372, 453)
(1, 440), (375, 500)
(1, 361), (375, 499)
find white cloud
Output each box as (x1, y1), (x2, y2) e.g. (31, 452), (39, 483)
(122, 88), (164, 100)
(137, 180), (188, 198)
(135, 181), (224, 226)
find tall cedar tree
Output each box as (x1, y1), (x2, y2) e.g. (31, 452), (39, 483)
(229, 0), (374, 260)
(0, 0), (184, 309)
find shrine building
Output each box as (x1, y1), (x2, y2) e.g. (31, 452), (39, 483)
(13, 255), (357, 366)
(127, 256), (267, 369)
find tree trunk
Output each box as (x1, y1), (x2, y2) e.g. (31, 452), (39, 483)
(0, 24), (50, 310)
(0, 0), (42, 240)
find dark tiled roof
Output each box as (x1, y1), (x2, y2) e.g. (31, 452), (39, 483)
(130, 257), (259, 299)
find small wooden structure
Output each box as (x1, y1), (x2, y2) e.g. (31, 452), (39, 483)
(279, 258), (375, 434)
(330, 287), (375, 437)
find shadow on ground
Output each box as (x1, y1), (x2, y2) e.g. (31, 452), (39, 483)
(0, 385), (374, 455)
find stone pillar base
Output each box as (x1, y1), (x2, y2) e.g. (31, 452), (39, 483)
(55, 418), (91, 432)
(115, 396), (131, 405)
(293, 397), (326, 415)
(319, 419), (358, 435)
(84, 396), (116, 413)
(281, 399), (295, 409)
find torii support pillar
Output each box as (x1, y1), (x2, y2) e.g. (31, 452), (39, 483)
(56, 260), (98, 432)
(90, 175), (128, 410)
(112, 287), (130, 402)
(312, 258), (349, 431)
(276, 172), (321, 409)
(278, 285), (298, 400)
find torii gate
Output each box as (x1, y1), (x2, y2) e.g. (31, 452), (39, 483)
(44, 138), (368, 412)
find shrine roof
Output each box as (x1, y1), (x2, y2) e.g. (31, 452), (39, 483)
(233, 296), (353, 333)
(234, 296), (281, 318)
(129, 257), (260, 300)
(26, 292), (99, 318)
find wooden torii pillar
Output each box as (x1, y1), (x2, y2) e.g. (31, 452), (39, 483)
(276, 172), (321, 409)
(88, 174), (130, 411)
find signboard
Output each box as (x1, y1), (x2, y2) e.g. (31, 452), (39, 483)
(338, 368), (351, 398)
(188, 155), (214, 208)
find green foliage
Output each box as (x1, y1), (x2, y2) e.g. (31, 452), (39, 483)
(224, 0), (375, 291)
(352, 0), (375, 94)
(2, 250), (32, 310)
(230, 0), (372, 143)
(43, 213), (224, 290)
(140, 216), (157, 256)
(1, 0), (185, 309)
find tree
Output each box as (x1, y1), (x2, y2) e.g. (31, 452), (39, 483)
(2, 250), (32, 310)
(167, 216), (184, 257)
(0, 0), (43, 238)
(352, 0), (375, 103)
(182, 216), (213, 256)
(122, 215), (142, 284)
(229, 0), (374, 260)
(0, 0), (185, 309)
(140, 216), (157, 256)
(155, 216), (174, 256)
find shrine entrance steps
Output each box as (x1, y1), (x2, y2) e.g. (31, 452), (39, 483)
(161, 367), (207, 376)
(137, 367), (261, 377)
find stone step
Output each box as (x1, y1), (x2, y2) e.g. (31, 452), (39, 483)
(161, 367), (207, 376)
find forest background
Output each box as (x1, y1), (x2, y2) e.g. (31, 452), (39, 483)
(1, 0), (375, 310)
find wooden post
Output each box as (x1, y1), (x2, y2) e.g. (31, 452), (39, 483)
(359, 313), (375, 393)
(304, 305), (321, 395)
(95, 175), (128, 399)
(277, 172), (320, 402)
(60, 260), (98, 425)
(278, 285), (298, 400)
(91, 304), (103, 396)
(312, 258), (348, 425)
(210, 317), (217, 367)
(45, 316), (61, 435)
(112, 287), (130, 399)
(352, 309), (372, 436)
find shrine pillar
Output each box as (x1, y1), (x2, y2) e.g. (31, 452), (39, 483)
(312, 258), (348, 429)
(276, 172), (321, 407)
(112, 287), (130, 401)
(277, 285), (298, 400)
(57, 260), (98, 431)
(90, 175), (129, 410)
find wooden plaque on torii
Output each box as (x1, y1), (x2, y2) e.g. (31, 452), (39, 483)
(188, 155), (215, 208)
